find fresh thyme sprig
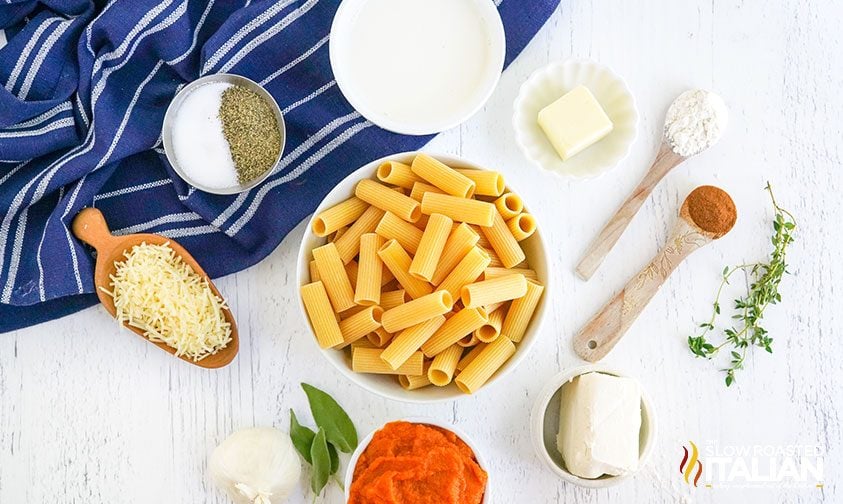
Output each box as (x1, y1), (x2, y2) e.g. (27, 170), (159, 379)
(687, 182), (796, 387)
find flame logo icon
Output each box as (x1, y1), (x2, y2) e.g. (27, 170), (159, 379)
(680, 441), (703, 487)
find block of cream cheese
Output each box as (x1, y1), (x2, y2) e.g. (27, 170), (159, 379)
(537, 85), (613, 161)
(556, 372), (641, 479)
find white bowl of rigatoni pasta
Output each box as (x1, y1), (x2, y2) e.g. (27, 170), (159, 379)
(296, 152), (549, 402)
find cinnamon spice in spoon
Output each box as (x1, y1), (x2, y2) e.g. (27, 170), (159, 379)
(685, 185), (737, 237)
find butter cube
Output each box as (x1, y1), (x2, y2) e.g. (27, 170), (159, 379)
(537, 85), (613, 161)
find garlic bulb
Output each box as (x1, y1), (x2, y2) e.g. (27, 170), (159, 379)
(209, 427), (301, 503)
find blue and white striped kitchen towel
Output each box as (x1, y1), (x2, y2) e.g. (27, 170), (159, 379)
(0, 0), (560, 332)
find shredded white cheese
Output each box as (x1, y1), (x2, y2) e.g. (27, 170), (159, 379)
(100, 242), (232, 361)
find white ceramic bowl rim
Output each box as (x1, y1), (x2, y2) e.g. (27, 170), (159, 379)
(344, 417), (490, 502)
(329, 0), (506, 135)
(296, 151), (551, 403)
(529, 364), (657, 488)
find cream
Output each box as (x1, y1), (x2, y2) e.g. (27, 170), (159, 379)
(334, 0), (499, 132)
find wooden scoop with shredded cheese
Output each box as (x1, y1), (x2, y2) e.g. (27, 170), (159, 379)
(100, 242), (232, 361)
(71, 207), (238, 367)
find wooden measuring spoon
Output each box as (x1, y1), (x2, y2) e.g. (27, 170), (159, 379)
(573, 186), (736, 362)
(72, 207), (239, 368)
(575, 142), (685, 280)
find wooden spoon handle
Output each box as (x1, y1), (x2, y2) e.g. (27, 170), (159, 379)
(575, 143), (684, 280)
(71, 207), (119, 253)
(573, 219), (711, 362)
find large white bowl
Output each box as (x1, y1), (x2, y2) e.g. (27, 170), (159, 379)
(344, 418), (490, 502)
(329, 0), (506, 135)
(513, 59), (638, 179)
(529, 365), (657, 488)
(296, 152), (550, 403)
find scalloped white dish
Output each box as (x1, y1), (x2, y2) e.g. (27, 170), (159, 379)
(513, 60), (638, 179)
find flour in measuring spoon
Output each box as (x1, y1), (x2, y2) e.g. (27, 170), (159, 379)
(664, 89), (729, 157)
(340, 0), (495, 127)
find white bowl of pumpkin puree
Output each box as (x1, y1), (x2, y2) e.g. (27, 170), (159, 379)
(345, 419), (489, 503)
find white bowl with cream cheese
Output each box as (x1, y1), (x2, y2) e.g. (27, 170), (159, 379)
(530, 365), (657, 487)
(329, 0), (506, 135)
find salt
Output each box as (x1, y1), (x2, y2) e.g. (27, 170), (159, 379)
(171, 82), (240, 190)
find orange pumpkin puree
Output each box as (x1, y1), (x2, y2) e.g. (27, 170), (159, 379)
(348, 421), (488, 504)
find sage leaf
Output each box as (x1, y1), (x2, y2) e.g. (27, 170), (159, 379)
(310, 428), (331, 495)
(328, 442), (339, 474)
(290, 409), (316, 464)
(302, 383), (358, 453)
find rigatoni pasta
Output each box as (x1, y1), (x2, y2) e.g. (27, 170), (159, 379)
(455, 169), (505, 197)
(409, 213), (452, 282)
(309, 260), (321, 283)
(352, 347), (424, 375)
(428, 344), (463, 386)
(494, 193), (523, 220)
(300, 281), (343, 349)
(380, 289), (407, 310)
(455, 336), (516, 394)
(400, 364), (432, 390)
(421, 192), (495, 227)
(430, 223), (479, 286)
(422, 307), (488, 357)
(377, 161), (422, 189)
(301, 154), (545, 395)
(507, 213), (537, 241)
(476, 306), (505, 343)
(355, 179), (421, 223)
(354, 234), (383, 306)
(461, 274), (528, 309)
(338, 306), (384, 347)
(376, 211), (423, 254)
(378, 239), (433, 299)
(457, 342), (488, 371)
(334, 205), (384, 263)
(345, 259), (359, 287)
(411, 153), (476, 198)
(480, 210), (526, 268)
(484, 267), (538, 281)
(380, 316), (446, 370)
(312, 243), (356, 312)
(312, 197), (369, 237)
(438, 246), (491, 298)
(381, 290), (453, 333)
(409, 181), (444, 202)
(367, 327), (393, 347)
(502, 279), (545, 342)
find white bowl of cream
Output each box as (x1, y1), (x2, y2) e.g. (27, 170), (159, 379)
(330, 0), (506, 135)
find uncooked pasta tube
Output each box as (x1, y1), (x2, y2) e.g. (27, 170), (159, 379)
(411, 153), (475, 198)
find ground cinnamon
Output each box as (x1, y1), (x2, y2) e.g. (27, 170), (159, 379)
(686, 185), (737, 235)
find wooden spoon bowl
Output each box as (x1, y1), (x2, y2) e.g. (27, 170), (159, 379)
(72, 207), (239, 368)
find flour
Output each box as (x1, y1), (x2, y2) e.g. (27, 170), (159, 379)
(664, 89), (728, 157)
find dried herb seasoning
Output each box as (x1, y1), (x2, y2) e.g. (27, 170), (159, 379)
(219, 85), (281, 184)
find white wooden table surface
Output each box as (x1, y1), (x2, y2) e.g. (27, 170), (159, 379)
(1, 1), (841, 503)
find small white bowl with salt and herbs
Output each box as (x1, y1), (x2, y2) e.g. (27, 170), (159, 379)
(163, 74), (286, 195)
